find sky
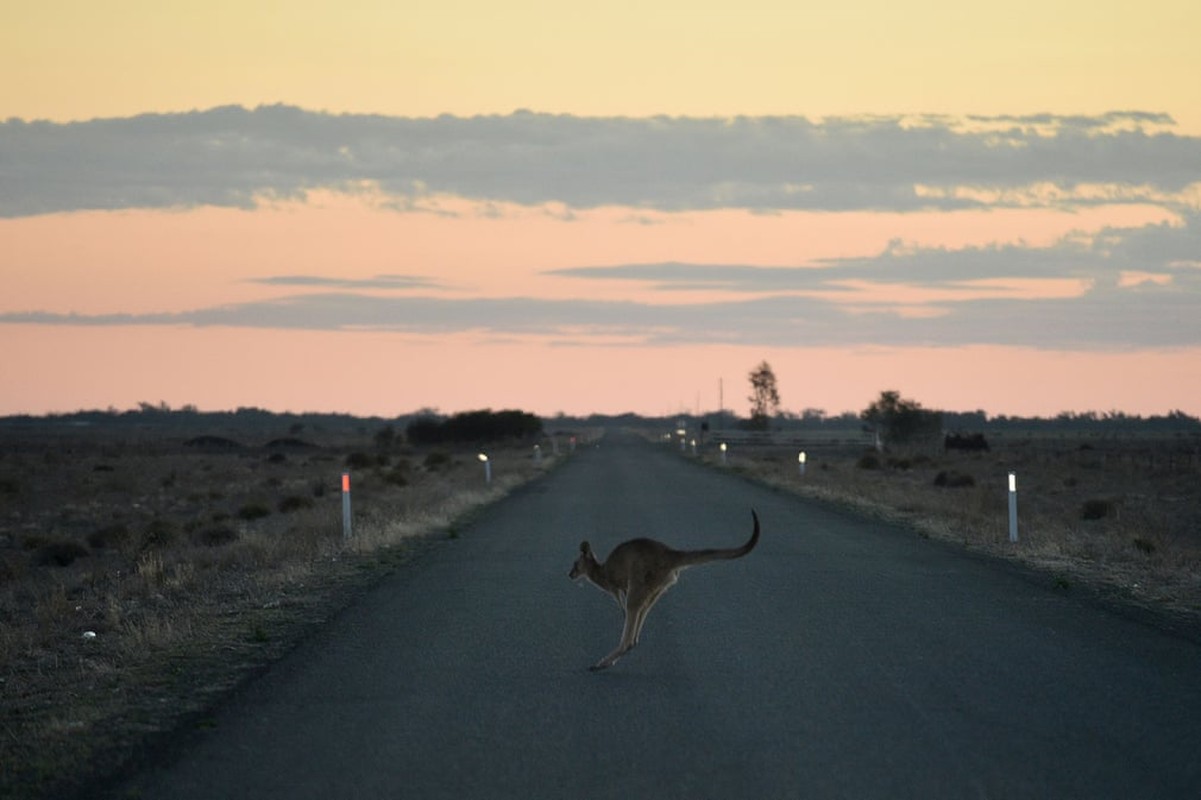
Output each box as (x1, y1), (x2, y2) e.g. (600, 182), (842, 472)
(3, 1), (1201, 420)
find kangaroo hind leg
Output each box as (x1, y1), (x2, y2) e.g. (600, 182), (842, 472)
(590, 587), (649, 671)
(631, 572), (677, 646)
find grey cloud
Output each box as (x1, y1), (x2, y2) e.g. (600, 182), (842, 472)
(248, 274), (444, 290)
(549, 213), (1201, 292)
(3, 106), (1200, 217)
(4, 276), (1199, 349)
(544, 249), (1078, 292)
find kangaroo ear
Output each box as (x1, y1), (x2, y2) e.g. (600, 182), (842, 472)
(579, 540), (592, 554)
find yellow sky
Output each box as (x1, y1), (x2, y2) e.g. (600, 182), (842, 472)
(5, 0), (1201, 129)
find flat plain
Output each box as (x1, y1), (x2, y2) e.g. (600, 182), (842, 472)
(1, 417), (1198, 798)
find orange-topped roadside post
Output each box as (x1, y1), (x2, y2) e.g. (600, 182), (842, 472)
(342, 471), (352, 541)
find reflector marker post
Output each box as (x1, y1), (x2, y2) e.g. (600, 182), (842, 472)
(342, 470), (352, 541)
(1008, 472), (1018, 543)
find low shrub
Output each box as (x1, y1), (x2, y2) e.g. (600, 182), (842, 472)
(934, 470), (976, 488)
(423, 451), (454, 472)
(237, 503), (272, 521)
(87, 523), (132, 550)
(139, 519), (179, 550)
(193, 525), (239, 547)
(278, 495), (313, 513)
(345, 452), (375, 470)
(35, 539), (90, 567)
(1132, 537), (1156, 555)
(1081, 498), (1115, 521)
(380, 457), (411, 487)
(20, 534), (52, 550)
(856, 453), (881, 470)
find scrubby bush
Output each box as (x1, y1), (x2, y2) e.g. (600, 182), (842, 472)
(237, 503), (271, 521)
(1132, 537), (1155, 555)
(278, 495), (313, 513)
(345, 452), (375, 470)
(35, 539), (90, 567)
(383, 465), (409, 487)
(856, 453), (881, 470)
(861, 390), (942, 448)
(1081, 498), (1115, 521)
(406, 409), (542, 445)
(374, 424), (399, 453)
(87, 522), (132, 550)
(934, 470), (976, 488)
(423, 451), (454, 472)
(193, 525), (239, 547)
(140, 519), (179, 550)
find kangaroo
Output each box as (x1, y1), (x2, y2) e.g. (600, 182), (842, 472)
(569, 509), (760, 671)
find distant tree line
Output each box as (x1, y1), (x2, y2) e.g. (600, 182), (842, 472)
(4, 402), (1198, 440)
(404, 409), (542, 445)
(0, 403), (383, 437)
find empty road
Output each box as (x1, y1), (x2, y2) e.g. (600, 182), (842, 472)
(107, 432), (1201, 798)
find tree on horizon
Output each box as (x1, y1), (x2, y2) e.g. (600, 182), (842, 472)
(747, 361), (781, 431)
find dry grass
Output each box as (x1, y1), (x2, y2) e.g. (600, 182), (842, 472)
(688, 432), (1201, 618)
(0, 423), (577, 799)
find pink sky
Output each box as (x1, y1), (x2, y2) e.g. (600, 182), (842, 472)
(7, 324), (1199, 420)
(3, 192), (1198, 419)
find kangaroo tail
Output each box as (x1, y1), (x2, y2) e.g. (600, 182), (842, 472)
(681, 509), (760, 567)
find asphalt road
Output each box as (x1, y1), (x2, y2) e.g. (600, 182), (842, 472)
(108, 432), (1201, 799)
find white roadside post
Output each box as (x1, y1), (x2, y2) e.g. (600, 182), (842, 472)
(690, 438), (697, 456)
(720, 442), (728, 465)
(1008, 472), (1019, 543)
(798, 451), (807, 477)
(478, 452), (492, 484)
(534, 444), (542, 464)
(341, 471), (352, 541)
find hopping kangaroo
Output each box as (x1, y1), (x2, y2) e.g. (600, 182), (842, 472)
(569, 510), (760, 671)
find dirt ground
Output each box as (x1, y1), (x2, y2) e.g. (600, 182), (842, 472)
(0, 418), (563, 800)
(2, 420), (1198, 798)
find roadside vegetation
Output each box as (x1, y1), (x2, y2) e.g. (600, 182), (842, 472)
(0, 407), (577, 800)
(670, 398), (1201, 623)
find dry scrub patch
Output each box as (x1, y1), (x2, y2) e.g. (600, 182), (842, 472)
(691, 434), (1201, 620)
(0, 423), (571, 800)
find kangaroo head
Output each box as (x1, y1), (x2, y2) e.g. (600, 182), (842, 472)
(568, 540), (595, 580)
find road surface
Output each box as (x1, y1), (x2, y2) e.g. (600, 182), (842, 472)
(106, 432), (1201, 798)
